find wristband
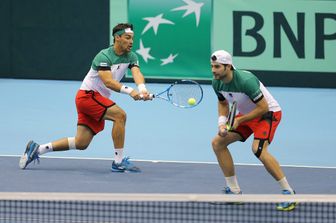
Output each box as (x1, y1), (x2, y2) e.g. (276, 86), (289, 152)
(120, 85), (134, 95)
(218, 116), (228, 126)
(137, 83), (147, 93)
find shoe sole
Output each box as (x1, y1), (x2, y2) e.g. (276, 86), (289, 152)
(19, 141), (39, 169)
(19, 154), (28, 169)
(19, 141), (34, 169)
(111, 168), (141, 173)
(276, 202), (298, 211)
(111, 168), (125, 173)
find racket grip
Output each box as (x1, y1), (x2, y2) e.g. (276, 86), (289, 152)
(139, 93), (155, 100)
(226, 124), (231, 131)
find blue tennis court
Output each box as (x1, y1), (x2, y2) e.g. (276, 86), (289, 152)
(1, 78), (336, 223)
(1, 78), (336, 194)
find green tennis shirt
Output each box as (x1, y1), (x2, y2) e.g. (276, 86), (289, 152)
(80, 46), (139, 98)
(212, 69), (281, 114)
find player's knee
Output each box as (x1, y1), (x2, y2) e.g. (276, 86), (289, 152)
(74, 139), (90, 150)
(115, 110), (127, 123)
(212, 137), (227, 152)
(252, 139), (266, 159)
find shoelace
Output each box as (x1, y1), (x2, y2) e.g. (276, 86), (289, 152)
(122, 157), (133, 166)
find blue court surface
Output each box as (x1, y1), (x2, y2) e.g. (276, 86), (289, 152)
(1, 78), (336, 194)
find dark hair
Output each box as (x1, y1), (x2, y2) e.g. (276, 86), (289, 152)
(211, 55), (217, 61)
(112, 23), (134, 36)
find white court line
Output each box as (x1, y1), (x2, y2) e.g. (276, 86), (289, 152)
(2, 154), (336, 169)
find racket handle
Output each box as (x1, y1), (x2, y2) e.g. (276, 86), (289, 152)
(226, 124), (231, 131)
(139, 93), (155, 100)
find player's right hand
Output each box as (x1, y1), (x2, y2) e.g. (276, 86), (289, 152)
(218, 124), (228, 137)
(130, 90), (143, 101)
(138, 92), (153, 101)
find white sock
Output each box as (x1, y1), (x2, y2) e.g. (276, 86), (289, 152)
(114, 148), (124, 163)
(278, 177), (294, 193)
(225, 175), (241, 193)
(38, 143), (53, 155)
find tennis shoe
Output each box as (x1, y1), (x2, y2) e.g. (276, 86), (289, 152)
(19, 140), (40, 169)
(111, 157), (141, 173)
(218, 187), (243, 205)
(276, 190), (297, 211)
(224, 187), (242, 195)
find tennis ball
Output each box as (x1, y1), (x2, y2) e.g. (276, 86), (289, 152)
(188, 98), (196, 105)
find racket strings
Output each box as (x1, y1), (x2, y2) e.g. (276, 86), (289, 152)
(168, 84), (203, 107)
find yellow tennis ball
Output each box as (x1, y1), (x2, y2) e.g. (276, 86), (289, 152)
(188, 97), (196, 105)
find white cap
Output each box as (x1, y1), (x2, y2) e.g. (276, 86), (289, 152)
(211, 50), (235, 68)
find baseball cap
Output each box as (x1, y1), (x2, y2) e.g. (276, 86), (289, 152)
(211, 50), (235, 69)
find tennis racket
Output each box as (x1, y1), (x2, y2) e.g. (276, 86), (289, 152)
(226, 101), (237, 130)
(145, 79), (203, 108)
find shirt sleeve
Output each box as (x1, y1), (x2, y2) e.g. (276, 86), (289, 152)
(128, 52), (140, 69)
(243, 77), (264, 103)
(212, 80), (226, 101)
(91, 52), (112, 71)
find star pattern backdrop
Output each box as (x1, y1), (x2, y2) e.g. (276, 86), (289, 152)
(128, 0), (212, 80)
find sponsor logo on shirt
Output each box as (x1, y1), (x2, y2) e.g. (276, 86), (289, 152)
(100, 62), (108, 67)
(253, 92), (263, 101)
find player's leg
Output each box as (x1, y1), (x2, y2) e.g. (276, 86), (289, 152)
(252, 139), (296, 211)
(103, 105), (140, 172)
(252, 139), (288, 182)
(252, 111), (294, 192)
(212, 132), (243, 194)
(252, 111), (296, 211)
(103, 104), (126, 149)
(19, 125), (94, 169)
(41, 125), (94, 152)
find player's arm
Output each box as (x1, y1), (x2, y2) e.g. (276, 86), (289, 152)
(236, 97), (268, 124)
(130, 66), (151, 100)
(130, 66), (145, 86)
(233, 77), (268, 128)
(217, 93), (230, 137)
(98, 70), (141, 100)
(218, 99), (230, 118)
(98, 70), (122, 92)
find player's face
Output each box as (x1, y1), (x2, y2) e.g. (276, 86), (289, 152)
(211, 62), (227, 80)
(117, 33), (134, 52)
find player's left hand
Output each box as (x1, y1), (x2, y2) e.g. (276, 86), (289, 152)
(140, 91), (152, 101)
(138, 91), (152, 101)
(218, 124), (228, 137)
(130, 90), (143, 101)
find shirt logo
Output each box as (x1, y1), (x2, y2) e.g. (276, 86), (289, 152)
(253, 92), (263, 101)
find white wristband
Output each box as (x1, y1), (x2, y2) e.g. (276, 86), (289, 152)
(218, 116), (228, 126)
(120, 85), (134, 95)
(137, 83), (147, 93)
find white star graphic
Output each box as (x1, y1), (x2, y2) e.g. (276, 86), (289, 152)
(171, 0), (204, 27)
(142, 13), (175, 35)
(160, 53), (178, 66)
(136, 40), (155, 63)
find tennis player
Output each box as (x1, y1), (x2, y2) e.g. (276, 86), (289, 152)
(19, 23), (151, 172)
(210, 50), (297, 211)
